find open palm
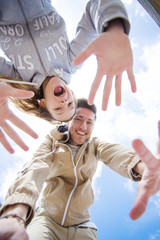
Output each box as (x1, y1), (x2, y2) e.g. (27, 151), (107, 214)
(0, 83), (38, 153)
(73, 31), (136, 110)
(130, 121), (160, 220)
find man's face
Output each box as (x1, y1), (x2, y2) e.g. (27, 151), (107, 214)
(69, 107), (95, 146)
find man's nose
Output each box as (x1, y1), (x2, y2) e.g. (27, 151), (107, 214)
(80, 121), (87, 130)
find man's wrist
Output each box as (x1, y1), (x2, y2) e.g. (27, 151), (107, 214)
(0, 203), (29, 223)
(133, 160), (145, 176)
(0, 213), (26, 225)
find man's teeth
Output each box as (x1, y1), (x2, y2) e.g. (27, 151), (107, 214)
(77, 131), (85, 135)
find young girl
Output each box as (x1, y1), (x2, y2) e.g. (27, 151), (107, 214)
(0, 0), (134, 152)
(0, 75), (76, 123)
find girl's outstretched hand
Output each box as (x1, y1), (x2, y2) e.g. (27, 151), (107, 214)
(0, 83), (38, 153)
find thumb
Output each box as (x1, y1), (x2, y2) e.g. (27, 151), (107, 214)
(129, 178), (150, 220)
(73, 43), (95, 65)
(9, 88), (35, 99)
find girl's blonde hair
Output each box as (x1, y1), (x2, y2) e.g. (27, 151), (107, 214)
(0, 75), (76, 123)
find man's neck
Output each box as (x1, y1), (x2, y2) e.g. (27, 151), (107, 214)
(68, 139), (82, 147)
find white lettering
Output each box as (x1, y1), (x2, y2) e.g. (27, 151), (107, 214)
(53, 43), (63, 55)
(40, 31), (48, 37)
(9, 55), (16, 65)
(41, 15), (49, 27)
(33, 12), (55, 31)
(47, 12), (55, 25)
(1, 38), (10, 50)
(44, 36), (68, 60)
(33, 19), (40, 31)
(38, 17), (43, 29)
(17, 55), (25, 69)
(15, 24), (24, 37)
(24, 55), (34, 70)
(9, 55), (34, 70)
(48, 46), (57, 60)
(59, 36), (67, 50)
(0, 25), (7, 35)
(0, 24), (24, 36)
(7, 26), (15, 36)
(45, 48), (52, 62)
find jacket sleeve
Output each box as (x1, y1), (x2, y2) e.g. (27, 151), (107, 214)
(69, 0), (130, 59)
(0, 56), (21, 79)
(0, 134), (55, 225)
(94, 137), (141, 181)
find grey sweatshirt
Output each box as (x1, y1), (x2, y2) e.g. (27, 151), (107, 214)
(0, 0), (130, 88)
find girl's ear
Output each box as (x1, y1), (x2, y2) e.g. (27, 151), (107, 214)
(39, 98), (46, 108)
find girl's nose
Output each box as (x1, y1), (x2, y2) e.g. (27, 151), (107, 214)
(60, 99), (67, 104)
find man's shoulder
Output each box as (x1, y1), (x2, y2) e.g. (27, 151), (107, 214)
(49, 125), (69, 143)
(88, 136), (100, 146)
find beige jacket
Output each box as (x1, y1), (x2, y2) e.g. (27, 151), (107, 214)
(1, 127), (141, 226)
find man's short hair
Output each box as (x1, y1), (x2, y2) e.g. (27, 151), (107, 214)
(77, 98), (97, 119)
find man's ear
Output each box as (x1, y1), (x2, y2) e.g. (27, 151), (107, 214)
(39, 98), (46, 108)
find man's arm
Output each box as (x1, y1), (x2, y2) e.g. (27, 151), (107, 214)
(0, 204), (29, 240)
(0, 133), (54, 238)
(0, 203), (29, 223)
(133, 160), (145, 176)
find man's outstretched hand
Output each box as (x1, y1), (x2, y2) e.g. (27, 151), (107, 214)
(0, 83), (38, 154)
(130, 121), (160, 220)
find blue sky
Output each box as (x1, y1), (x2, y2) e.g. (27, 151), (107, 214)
(0, 0), (160, 239)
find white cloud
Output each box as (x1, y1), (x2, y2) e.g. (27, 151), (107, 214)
(0, 163), (22, 200)
(135, 40), (160, 108)
(149, 230), (160, 240)
(122, 0), (133, 5)
(135, 2), (148, 18)
(92, 162), (103, 199)
(123, 179), (136, 193)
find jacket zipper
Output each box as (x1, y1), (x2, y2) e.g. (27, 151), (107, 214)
(61, 143), (87, 226)
(17, 0), (48, 77)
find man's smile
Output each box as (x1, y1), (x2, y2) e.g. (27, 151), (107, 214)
(76, 130), (86, 136)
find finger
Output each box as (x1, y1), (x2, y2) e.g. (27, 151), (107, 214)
(129, 182), (150, 220)
(88, 69), (103, 105)
(127, 68), (137, 93)
(73, 43), (95, 65)
(132, 139), (156, 169)
(8, 113), (38, 139)
(0, 129), (15, 154)
(9, 88), (35, 99)
(102, 75), (113, 111)
(115, 74), (122, 106)
(1, 122), (29, 151)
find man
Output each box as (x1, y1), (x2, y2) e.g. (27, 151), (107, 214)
(0, 98), (160, 240)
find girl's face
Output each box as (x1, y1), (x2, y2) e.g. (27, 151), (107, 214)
(40, 77), (75, 121)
